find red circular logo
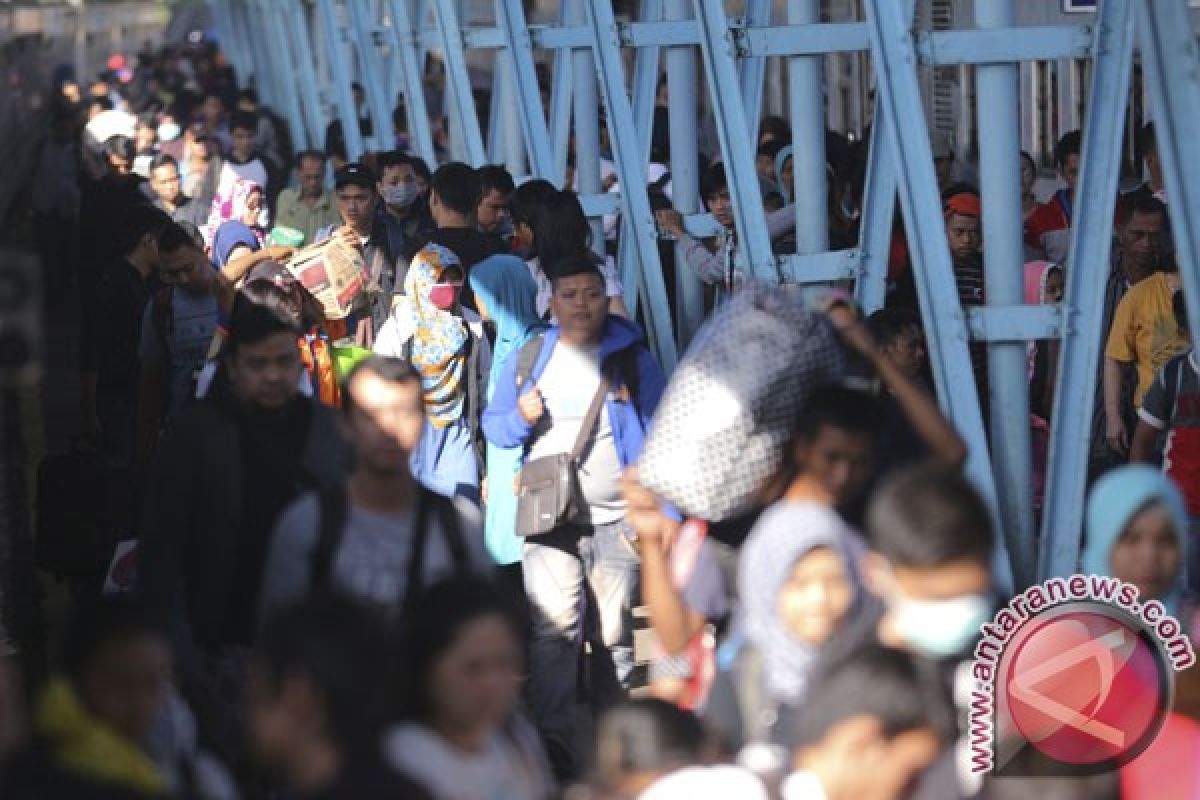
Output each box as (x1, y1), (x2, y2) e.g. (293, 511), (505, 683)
(1000, 604), (1169, 769)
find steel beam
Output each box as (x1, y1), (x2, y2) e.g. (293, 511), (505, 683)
(430, 0), (485, 165)
(496, 0), (555, 179)
(586, 0), (678, 371)
(863, 0), (1010, 592)
(569, 0), (603, 252)
(285, 0), (328, 151)
(788, 0), (828, 256)
(738, 0), (771, 146)
(854, 100), (895, 313)
(384, 0), (437, 164)
(965, 305), (1064, 343)
(1040, 0), (1134, 581)
(346, 0), (396, 151)
(916, 25), (1092, 65)
(548, 1), (573, 185)
(261, 0), (310, 151)
(691, 0), (777, 280)
(315, 0), (365, 160)
(667, 0), (705, 347)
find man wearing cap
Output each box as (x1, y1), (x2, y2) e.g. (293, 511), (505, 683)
(944, 191), (989, 408)
(316, 162), (401, 342)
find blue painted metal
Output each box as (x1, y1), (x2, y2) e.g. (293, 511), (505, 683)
(1039, 0), (1134, 581)
(976, 0), (1035, 589)
(430, 0), (486, 165)
(777, 250), (861, 283)
(314, 0), (365, 161)
(585, 0), (678, 371)
(209, 0), (248, 86)
(486, 63), (505, 164)
(916, 25), (1092, 65)
(568, 0), (604, 254)
(261, 0), (310, 152)
(862, 0), (1011, 593)
(548, 1), (574, 186)
(283, 0), (327, 152)
(966, 305), (1063, 343)
(738, 0), (771, 146)
(346, 0), (396, 151)
(496, 0), (555, 180)
(854, 103), (895, 313)
(788, 0), (828, 256)
(740, 22), (870, 56)
(666, 0), (705, 347)
(691, 0), (777, 281)
(384, 0), (437, 165)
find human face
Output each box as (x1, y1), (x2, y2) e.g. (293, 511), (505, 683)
(550, 272), (608, 345)
(227, 332), (302, 410)
(232, 126), (256, 161)
(934, 156), (954, 189)
(345, 371), (424, 474)
(297, 157), (325, 198)
(476, 189), (510, 234)
(781, 157), (794, 195)
(77, 635), (171, 745)
(202, 95), (224, 126)
(706, 188), (733, 229)
(1110, 505), (1181, 602)
(870, 728), (942, 800)
(159, 245), (212, 296)
(1059, 153), (1080, 191)
(336, 185), (376, 232)
(135, 123), (157, 153)
(880, 327), (925, 380)
(244, 661), (310, 778)
(1020, 159), (1036, 194)
(380, 163), (416, 190)
(241, 189), (264, 226)
(150, 163), (183, 205)
(945, 213), (981, 263)
(108, 153), (132, 176)
(756, 153), (775, 182)
(428, 615), (521, 741)
(1120, 210), (1164, 278)
(1043, 269), (1064, 304)
(792, 425), (875, 509)
(778, 546), (854, 646)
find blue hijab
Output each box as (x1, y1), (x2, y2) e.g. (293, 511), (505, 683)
(1083, 465), (1189, 615)
(468, 253), (543, 565)
(212, 221), (261, 269)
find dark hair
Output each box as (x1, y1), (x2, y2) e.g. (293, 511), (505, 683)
(295, 149), (326, 170)
(410, 156), (432, 183)
(533, 190), (598, 266)
(477, 164), (515, 197)
(1020, 150), (1036, 175)
(397, 575), (520, 722)
(342, 356), (421, 417)
(60, 595), (167, 682)
(105, 134), (136, 161)
(148, 152), (178, 174)
(377, 149), (415, 173)
(226, 281), (303, 356)
(867, 463), (995, 567)
(157, 220), (203, 255)
(237, 87), (259, 106)
(510, 178), (558, 229)
(1138, 121), (1157, 158)
(593, 699), (707, 784)
(1127, 192), (1167, 222)
(866, 308), (922, 349)
(89, 95), (114, 113)
(1174, 290), (1190, 333)
(1053, 129), (1082, 169)
(192, 134), (217, 160)
(795, 385), (884, 441)
(783, 644), (954, 748)
(117, 203), (171, 256)
(546, 254), (605, 290)
(758, 139), (787, 161)
(257, 594), (396, 753)
(230, 109), (258, 134)
(430, 161), (480, 215)
(351, 81), (365, 95)
(758, 115), (791, 146)
(700, 163), (728, 203)
(136, 111), (159, 130)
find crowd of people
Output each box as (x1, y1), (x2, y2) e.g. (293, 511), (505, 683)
(4, 31), (1200, 800)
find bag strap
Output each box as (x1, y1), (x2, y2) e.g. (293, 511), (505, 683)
(571, 374), (610, 463)
(310, 484), (349, 594)
(515, 333), (546, 389)
(402, 489), (469, 610)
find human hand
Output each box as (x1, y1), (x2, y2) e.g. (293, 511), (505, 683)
(335, 226), (361, 250)
(266, 245), (296, 262)
(518, 386), (545, 424)
(824, 297), (876, 359)
(620, 468), (680, 554)
(1106, 417), (1129, 455)
(654, 209), (686, 238)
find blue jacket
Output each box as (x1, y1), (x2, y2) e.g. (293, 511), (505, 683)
(482, 315), (666, 469)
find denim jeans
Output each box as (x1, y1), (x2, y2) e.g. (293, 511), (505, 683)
(522, 519), (640, 768)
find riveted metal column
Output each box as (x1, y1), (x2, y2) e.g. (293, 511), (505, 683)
(853, 100), (894, 313)
(863, 0), (1010, 592)
(496, 0), (554, 179)
(569, 0), (603, 254)
(1039, 0), (1134, 581)
(667, 0), (705, 345)
(739, 0), (771, 145)
(385, 0), (436, 165)
(430, 0), (485, 164)
(347, 0), (396, 151)
(315, 0), (365, 160)
(548, 0), (574, 185)
(586, 0), (678, 371)
(976, 0), (1035, 589)
(284, 0), (326, 150)
(263, 0), (310, 151)
(789, 0), (829, 255)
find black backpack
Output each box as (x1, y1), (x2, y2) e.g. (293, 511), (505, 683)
(309, 484), (469, 610)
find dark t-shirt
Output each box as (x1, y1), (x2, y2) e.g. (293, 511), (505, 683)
(83, 260), (152, 403)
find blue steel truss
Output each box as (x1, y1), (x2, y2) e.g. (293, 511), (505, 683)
(208, 0), (1200, 590)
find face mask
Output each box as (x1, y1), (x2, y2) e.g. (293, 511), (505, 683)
(493, 217), (515, 239)
(158, 122), (182, 142)
(428, 282), (461, 311)
(893, 593), (992, 660)
(382, 183), (418, 208)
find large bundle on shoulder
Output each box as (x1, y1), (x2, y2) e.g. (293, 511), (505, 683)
(638, 283), (845, 520)
(285, 234), (368, 320)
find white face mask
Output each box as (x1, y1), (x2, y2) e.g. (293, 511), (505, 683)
(158, 122), (182, 142)
(381, 183), (418, 209)
(893, 592), (992, 660)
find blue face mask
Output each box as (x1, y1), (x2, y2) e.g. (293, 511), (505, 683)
(893, 593), (992, 660)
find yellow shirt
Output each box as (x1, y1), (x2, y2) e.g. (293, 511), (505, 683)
(1105, 271), (1188, 405)
(273, 187), (341, 245)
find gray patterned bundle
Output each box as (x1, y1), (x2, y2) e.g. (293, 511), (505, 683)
(638, 283), (845, 520)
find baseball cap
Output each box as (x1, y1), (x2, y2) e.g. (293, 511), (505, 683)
(334, 162), (377, 191)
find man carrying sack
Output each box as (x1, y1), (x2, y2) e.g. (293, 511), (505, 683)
(482, 256), (668, 777)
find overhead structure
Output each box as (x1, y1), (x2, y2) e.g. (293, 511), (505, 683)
(208, 0), (1200, 590)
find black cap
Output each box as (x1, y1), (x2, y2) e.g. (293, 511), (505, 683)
(334, 162), (376, 191)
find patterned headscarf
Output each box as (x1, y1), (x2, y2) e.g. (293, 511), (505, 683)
(203, 177), (267, 246)
(737, 503), (866, 705)
(397, 244), (469, 428)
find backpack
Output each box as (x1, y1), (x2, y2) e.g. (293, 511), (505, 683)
(514, 332), (641, 406)
(309, 484), (469, 610)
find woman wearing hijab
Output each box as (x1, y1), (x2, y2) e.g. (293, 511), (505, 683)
(467, 255), (543, 569)
(208, 179), (296, 285)
(1024, 260), (1063, 519)
(375, 244), (489, 502)
(706, 503), (877, 756)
